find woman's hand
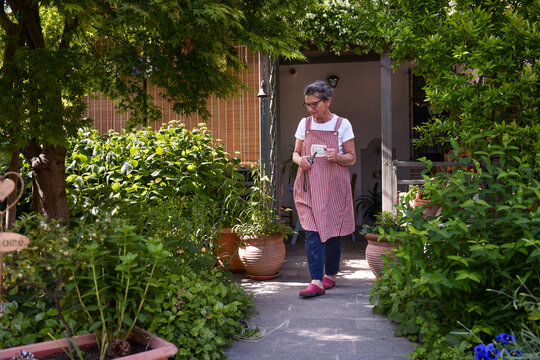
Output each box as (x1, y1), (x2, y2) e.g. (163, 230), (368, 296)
(324, 140), (356, 166)
(325, 147), (339, 162)
(301, 156), (313, 171)
(294, 154), (312, 171)
(293, 138), (312, 171)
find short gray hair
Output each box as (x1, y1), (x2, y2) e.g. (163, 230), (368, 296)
(304, 80), (332, 100)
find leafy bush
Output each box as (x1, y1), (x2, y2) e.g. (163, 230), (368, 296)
(146, 270), (255, 360)
(371, 143), (539, 358)
(0, 290), (64, 348)
(65, 122), (244, 224)
(360, 210), (403, 236)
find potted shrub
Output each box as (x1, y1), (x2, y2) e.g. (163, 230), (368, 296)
(234, 168), (293, 280)
(0, 214), (177, 360)
(360, 211), (403, 278)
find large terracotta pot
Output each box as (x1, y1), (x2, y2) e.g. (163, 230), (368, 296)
(365, 233), (400, 278)
(216, 228), (244, 272)
(238, 234), (285, 280)
(0, 328), (177, 360)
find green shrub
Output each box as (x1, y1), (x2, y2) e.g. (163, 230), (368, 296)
(372, 143), (539, 358)
(65, 122), (244, 224)
(0, 290), (64, 348)
(138, 195), (224, 271)
(146, 270), (255, 360)
(360, 210), (404, 236)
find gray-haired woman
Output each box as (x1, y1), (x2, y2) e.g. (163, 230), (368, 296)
(292, 80), (356, 297)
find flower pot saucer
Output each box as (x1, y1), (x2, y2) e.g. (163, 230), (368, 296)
(247, 272), (280, 280)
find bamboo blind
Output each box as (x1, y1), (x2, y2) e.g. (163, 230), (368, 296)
(84, 46), (260, 164)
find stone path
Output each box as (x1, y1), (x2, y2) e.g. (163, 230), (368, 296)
(224, 234), (416, 360)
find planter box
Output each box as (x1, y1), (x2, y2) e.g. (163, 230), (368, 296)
(0, 328), (177, 360)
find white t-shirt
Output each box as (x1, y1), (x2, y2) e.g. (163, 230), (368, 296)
(294, 115), (354, 154)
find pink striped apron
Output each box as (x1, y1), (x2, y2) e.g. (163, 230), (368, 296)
(293, 116), (355, 243)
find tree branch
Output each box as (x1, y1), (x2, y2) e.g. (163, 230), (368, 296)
(19, 0), (44, 48)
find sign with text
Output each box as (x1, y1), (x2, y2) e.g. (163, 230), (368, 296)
(0, 232), (30, 253)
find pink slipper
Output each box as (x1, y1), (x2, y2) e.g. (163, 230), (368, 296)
(322, 277), (336, 290)
(299, 283), (325, 297)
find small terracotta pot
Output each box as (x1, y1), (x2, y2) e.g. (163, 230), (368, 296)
(215, 228), (244, 272)
(238, 234), (285, 279)
(0, 328), (177, 360)
(411, 192), (441, 218)
(364, 233), (400, 278)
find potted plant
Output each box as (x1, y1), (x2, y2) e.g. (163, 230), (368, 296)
(360, 211), (403, 278)
(234, 168), (293, 280)
(406, 184), (442, 218)
(0, 214), (177, 360)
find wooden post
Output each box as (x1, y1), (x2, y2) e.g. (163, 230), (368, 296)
(380, 53), (394, 213)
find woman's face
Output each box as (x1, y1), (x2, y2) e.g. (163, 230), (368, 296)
(304, 94), (331, 118)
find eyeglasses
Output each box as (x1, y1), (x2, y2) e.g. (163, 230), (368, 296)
(302, 99), (324, 109)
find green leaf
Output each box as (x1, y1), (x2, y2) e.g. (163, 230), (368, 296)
(121, 162), (134, 175)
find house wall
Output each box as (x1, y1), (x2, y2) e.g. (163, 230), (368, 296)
(84, 46), (261, 165)
(278, 60), (412, 225)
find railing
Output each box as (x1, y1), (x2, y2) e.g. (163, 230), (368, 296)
(391, 160), (464, 210)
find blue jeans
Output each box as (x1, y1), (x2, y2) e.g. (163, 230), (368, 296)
(304, 231), (341, 281)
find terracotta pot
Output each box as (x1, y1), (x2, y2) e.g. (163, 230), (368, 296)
(238, 234), (285, 280)
(0, 328), (177, 360)
(411, 192), (441, 218)
(364, 233), (400, 278)
(215, 228), (244, 272)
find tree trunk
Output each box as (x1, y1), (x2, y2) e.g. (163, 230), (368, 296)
(26, 145), (70, 222)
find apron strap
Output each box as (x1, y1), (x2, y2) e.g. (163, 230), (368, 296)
(306, 116), (312, 134)
(333, 116), (343, 134)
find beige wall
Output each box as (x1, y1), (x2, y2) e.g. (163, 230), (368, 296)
(278, 60), (412, 224)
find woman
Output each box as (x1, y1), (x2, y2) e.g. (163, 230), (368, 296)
(293, 80), (356, 298)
